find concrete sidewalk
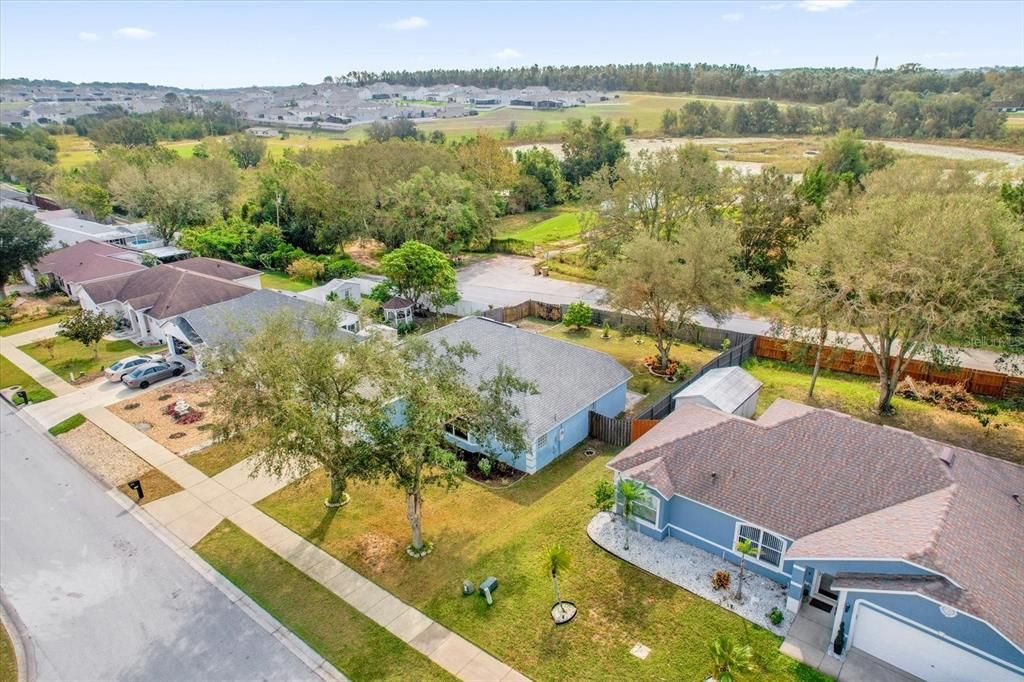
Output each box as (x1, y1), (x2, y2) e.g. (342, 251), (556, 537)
(79, 406), (527, 681)
(0, 324), (76, 397)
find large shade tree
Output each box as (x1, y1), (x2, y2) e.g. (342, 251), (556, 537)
(356, 338), (535, 554)
(785, 162), (1024, 414)
(601, 222), (752, 371)
(206, 306), (383, 507)
(379, 240), (459, 312)
(0, 208), (52, 298)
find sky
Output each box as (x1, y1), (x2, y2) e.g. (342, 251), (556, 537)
(1, 1), (1022, 89)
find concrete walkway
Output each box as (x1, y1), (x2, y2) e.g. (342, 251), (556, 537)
(0, 323), (76, 396)
(80, 406), (526, 681)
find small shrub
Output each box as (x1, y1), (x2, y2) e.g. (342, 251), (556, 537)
(477, 457), (493, 478)
(563, 301), (593, 331)
(769, 607), (784, 625)
(123, 402), (140, 410)
(895, 378), (980, 414)
(168, 432), (187, 440)
(712, 570), (732, 591)
(196, 401), (211, 408)
(602, 321), (611, 339)
(591, 479), (615, 513)
(158, 393), (174, 401)
(396, 321), (417, 336)
(197, 423), (215, 431)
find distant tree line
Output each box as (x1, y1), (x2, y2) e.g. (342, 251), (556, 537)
(660, 93), (1009, 140)
(342, 63), (1024, 106)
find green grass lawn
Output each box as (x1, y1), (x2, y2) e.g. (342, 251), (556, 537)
(542, 324), (710, 415)
(0, 312), (68, 337)
(260, 270), (315, 292)
(20, 337), (161, 384)
(255, 442), (824, 682)
(0, 620), (16, 682)
(0, 353), (55, 403)
(186, 438), (253, 477)
(500, 212), (581, 244)
(195, 521), (454, 681)
(745, 358), (1024, 464)
(48, 413), (85, 436)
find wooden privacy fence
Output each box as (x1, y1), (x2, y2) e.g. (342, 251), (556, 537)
(754, 337), (1024, 399)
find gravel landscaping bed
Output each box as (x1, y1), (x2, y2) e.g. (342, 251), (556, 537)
(57, 422), (151, 486)
(108, 380), (216, 454)
(587, 511), (793, 636)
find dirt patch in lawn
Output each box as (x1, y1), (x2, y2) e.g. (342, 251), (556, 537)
(355, 531), (401, 574)
(108, 380), (217, 454)
(345, 239), (385, 269)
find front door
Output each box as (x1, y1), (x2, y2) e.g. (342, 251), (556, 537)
(809, 573), (838, 614)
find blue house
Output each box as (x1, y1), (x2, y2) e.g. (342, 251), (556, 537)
(607, 399), (1024, 682)
(421, 317), (632, 473)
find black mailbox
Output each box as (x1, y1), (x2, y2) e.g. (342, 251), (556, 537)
(126, 479), (144, 500)
(15, 390), (28, 405)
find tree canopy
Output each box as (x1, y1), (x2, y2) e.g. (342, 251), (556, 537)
(0, 208), (52, 297)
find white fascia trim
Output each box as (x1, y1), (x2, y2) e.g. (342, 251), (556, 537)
(848, 599), (1024, 674)
(786, 556), (963, 590)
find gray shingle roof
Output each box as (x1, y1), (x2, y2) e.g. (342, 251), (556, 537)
(178, 289), (327, 347)
(608, 399), (1024, 649)
(421, 317), (632, 441)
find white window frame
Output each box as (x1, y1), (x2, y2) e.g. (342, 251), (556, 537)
(444, 422), (473, 443)
(733, 522), (786, 569)
(620, 481), (660, 529)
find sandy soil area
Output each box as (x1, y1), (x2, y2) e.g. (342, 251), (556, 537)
(57, 422), (150, 486)
(108, 380), (216, 454)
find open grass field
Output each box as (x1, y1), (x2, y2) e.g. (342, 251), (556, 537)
(745, 358), (1024, 464)
(541, 323), (709, 415)
(1005, 112), (1024, 128)
(0, 353), (55, 403)
(496, 208), (581, 244)
(260, 270), (315, 292)
(20, 337), (162, 384)
(254, 441), (825, 682)
(196, 521), (454, 681)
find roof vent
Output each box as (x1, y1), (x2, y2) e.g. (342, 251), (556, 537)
(938, 450), (956, 468)
(1013, 494), (1022, 511)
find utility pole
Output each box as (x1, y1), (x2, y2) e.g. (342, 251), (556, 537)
(275, 193), (282, 230)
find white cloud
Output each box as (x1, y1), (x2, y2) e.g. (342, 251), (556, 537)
(78, 31), (100, 42)
(721, 12), (744, 22)
(384, 16), (429, 31)
(114, 26), (155, 40)
(492, 47), (523, 60)
(797, 0), (853, 11)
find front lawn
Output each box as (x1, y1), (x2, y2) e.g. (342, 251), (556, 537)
(20, 337), (161, 384)
(48, 413), (85, 436)
(745, 358), (1024, 464)
(186, 438), (252, 477)
(0, 353), (55, 403)
(260, 270), (315, 292)
(256, 442), (824, 681)
(0, 312), (67, 337)
(542, 323), (711, 415)
(195, 521), (453, 681)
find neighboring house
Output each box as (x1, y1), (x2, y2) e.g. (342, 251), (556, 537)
(25, 240), (147, 298)
(672, 366), (762, 418)
(607, 399), (1024, 682)
(78, 258), (261, 350)
(298, 278), (363, 305)
(421, 317), (632, 473)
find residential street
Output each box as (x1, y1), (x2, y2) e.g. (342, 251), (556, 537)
(457, 255), (1010, 374)
(0, 402), (320, 682)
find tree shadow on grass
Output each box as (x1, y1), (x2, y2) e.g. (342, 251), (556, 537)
(307, 504), (340, 545)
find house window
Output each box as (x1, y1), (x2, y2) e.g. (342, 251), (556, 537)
(620, 481), (659, 526)
(444, 422), (470, 441)
(737, 523), (785, 568)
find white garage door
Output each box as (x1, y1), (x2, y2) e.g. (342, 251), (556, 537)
(851, 604), (1021, 682)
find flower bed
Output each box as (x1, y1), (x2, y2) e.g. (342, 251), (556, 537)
(108, 380), (217, 454)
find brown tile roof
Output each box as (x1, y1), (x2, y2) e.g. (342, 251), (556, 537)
(80, 261), (256, 320)
(608, 399), (1024, 647)
(382, 296), (414, 310)
(171, 257), (260, 280)
(34, 240), (146, 283)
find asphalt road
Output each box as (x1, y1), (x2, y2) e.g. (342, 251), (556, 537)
(456, 255), (1008, 373)
(0, 402), (319, 682)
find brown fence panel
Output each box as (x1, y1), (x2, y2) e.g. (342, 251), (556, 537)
(530, 300), (563, 322)
(588, 412), (632, 447)
(754, 337), (789, 361)
(630, 419), (660, 442)
(501, 301), (530, 323)
(966, 370), (1009, 398)
(1005, 376), (1024, 399)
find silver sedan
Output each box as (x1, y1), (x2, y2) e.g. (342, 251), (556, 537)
(122, 360), (186, 389)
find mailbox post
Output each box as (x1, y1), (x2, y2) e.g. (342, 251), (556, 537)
(126, 479), (144, 501)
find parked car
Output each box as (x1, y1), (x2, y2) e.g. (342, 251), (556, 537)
(122, 360), (186, 389)
(104, 354), (163, 382)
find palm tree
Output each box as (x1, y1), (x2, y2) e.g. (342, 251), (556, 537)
(735, 538), (758, 602)
(617, 478), (646, 550)
(709, 635), (754, 682)
(546, 544), (571, 619)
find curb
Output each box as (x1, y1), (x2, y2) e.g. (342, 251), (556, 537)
(0, 588), (35, 682)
